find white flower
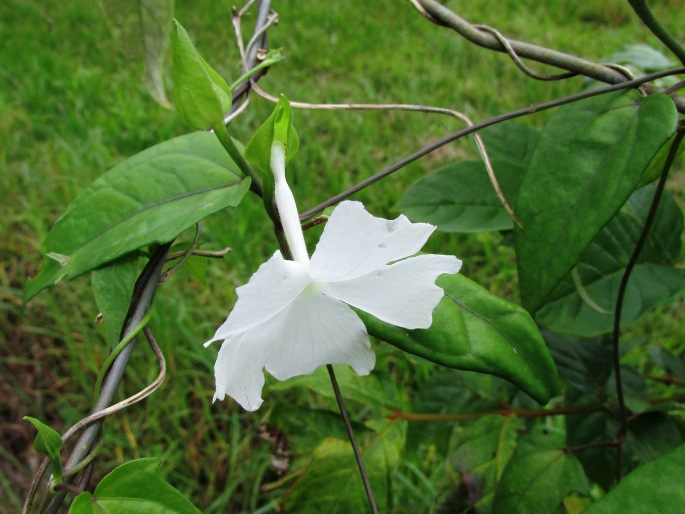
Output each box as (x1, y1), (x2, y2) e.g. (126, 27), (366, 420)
(205, 142), (461, 411)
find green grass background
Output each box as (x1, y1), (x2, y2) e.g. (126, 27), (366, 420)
(2, 0), (684, 512)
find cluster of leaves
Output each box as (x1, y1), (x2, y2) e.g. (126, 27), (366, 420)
(393, 90), (685, 511)
(19, 2), (685, 514)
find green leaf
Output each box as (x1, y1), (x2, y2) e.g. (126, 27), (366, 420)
(283, 420), (405, 513)
(627, 412), (684, 464)
(24, 416), (63, 484)
(69, 492), (94, 514)
(397, 160), (524, 232)
(92, 254), (142, 347)
(398, 121), (538, 233)
(479, 121), (541, 166)
(70, 458), (202, 514)
(564, 387), (619, 490)
(649, 346), (685, 381)
(357, 273), (561, 404)
(582, 443), (685, 514)
(98, 0), (174, 108)
(545, 333), (613, 394)
(449, 415), (524, 510)
(606, 44), (676, 73)
(492, 429), (589, 514)
(24, 131), (250, 302)
(515, 91), (678, 313)
(636, 131), (685, 188)
(271, 406), (361, 456)
(536, 186), (685, 336)
(172, 20), (232, 129)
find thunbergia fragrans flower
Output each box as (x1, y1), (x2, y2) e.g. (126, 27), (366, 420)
(205, 141), (462, 411)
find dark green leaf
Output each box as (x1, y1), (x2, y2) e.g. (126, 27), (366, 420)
(398, 122), (538, 233)
(636, 131), (685, 187)
(92, 254), (142, 347)
(545, 333), (613, 394)
(564, 389), (618, 490)
(358, 273), (561, 404)
(515, 91), (677, 313)
(648, 346), (685, 381)
(407, 370), (508, 455)
(479, 121), (541, 166)
(493, 429), (589, 514)
(535, 184), (685, 337)
(87, 458), (201, 513)
(582, 444), (685, 514)
(397, 160), (524, 232)
(98, 0), (174, 108)
(283, 420), (405, 513)
(172, 20), (231, 129)
(24, 416), (63, 484)
(449, 415), (524, 511)
(271, 406), (360, 456)
(628, 412), (684, 464)
(24, 132), (250, 302)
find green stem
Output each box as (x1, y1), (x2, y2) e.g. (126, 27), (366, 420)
(628, 0), (685, 66)
(93, 309), (153, 399)
(327, 365), (378, 514)
(212, 123), (263, 197)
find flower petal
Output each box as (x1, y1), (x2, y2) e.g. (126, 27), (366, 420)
(325, 254), (462, 329)
(309, 201), (436, 282)
(206, 252), (310, 344)
(264, 290), (376, 381)
(213, 331), (269, 411)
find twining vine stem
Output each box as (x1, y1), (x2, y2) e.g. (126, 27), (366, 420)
(411, 0), (685, 113)
(627, 0), (685, 66)
(611, 122), (685, 481)
(300, 67), (685, 219)
(30, 242), (170, 514)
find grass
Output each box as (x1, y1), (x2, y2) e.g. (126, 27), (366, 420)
(2, 0), (685, 512)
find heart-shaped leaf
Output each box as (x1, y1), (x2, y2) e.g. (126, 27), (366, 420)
(535, 185), (685, 336)
(69, 458), (201, 513)
(493, 429), (589, 513)
(582, 444), (685, 514)
(398, 122), (538, 233)
(515, 91), (677, 313)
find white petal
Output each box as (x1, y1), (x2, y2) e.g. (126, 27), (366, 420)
(206, 252), (310, 344)
(325, 254), (462, 329)
(213, 331), (268, 411)
(264, 289), (376, 380)
(309, 201), (436, 282)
